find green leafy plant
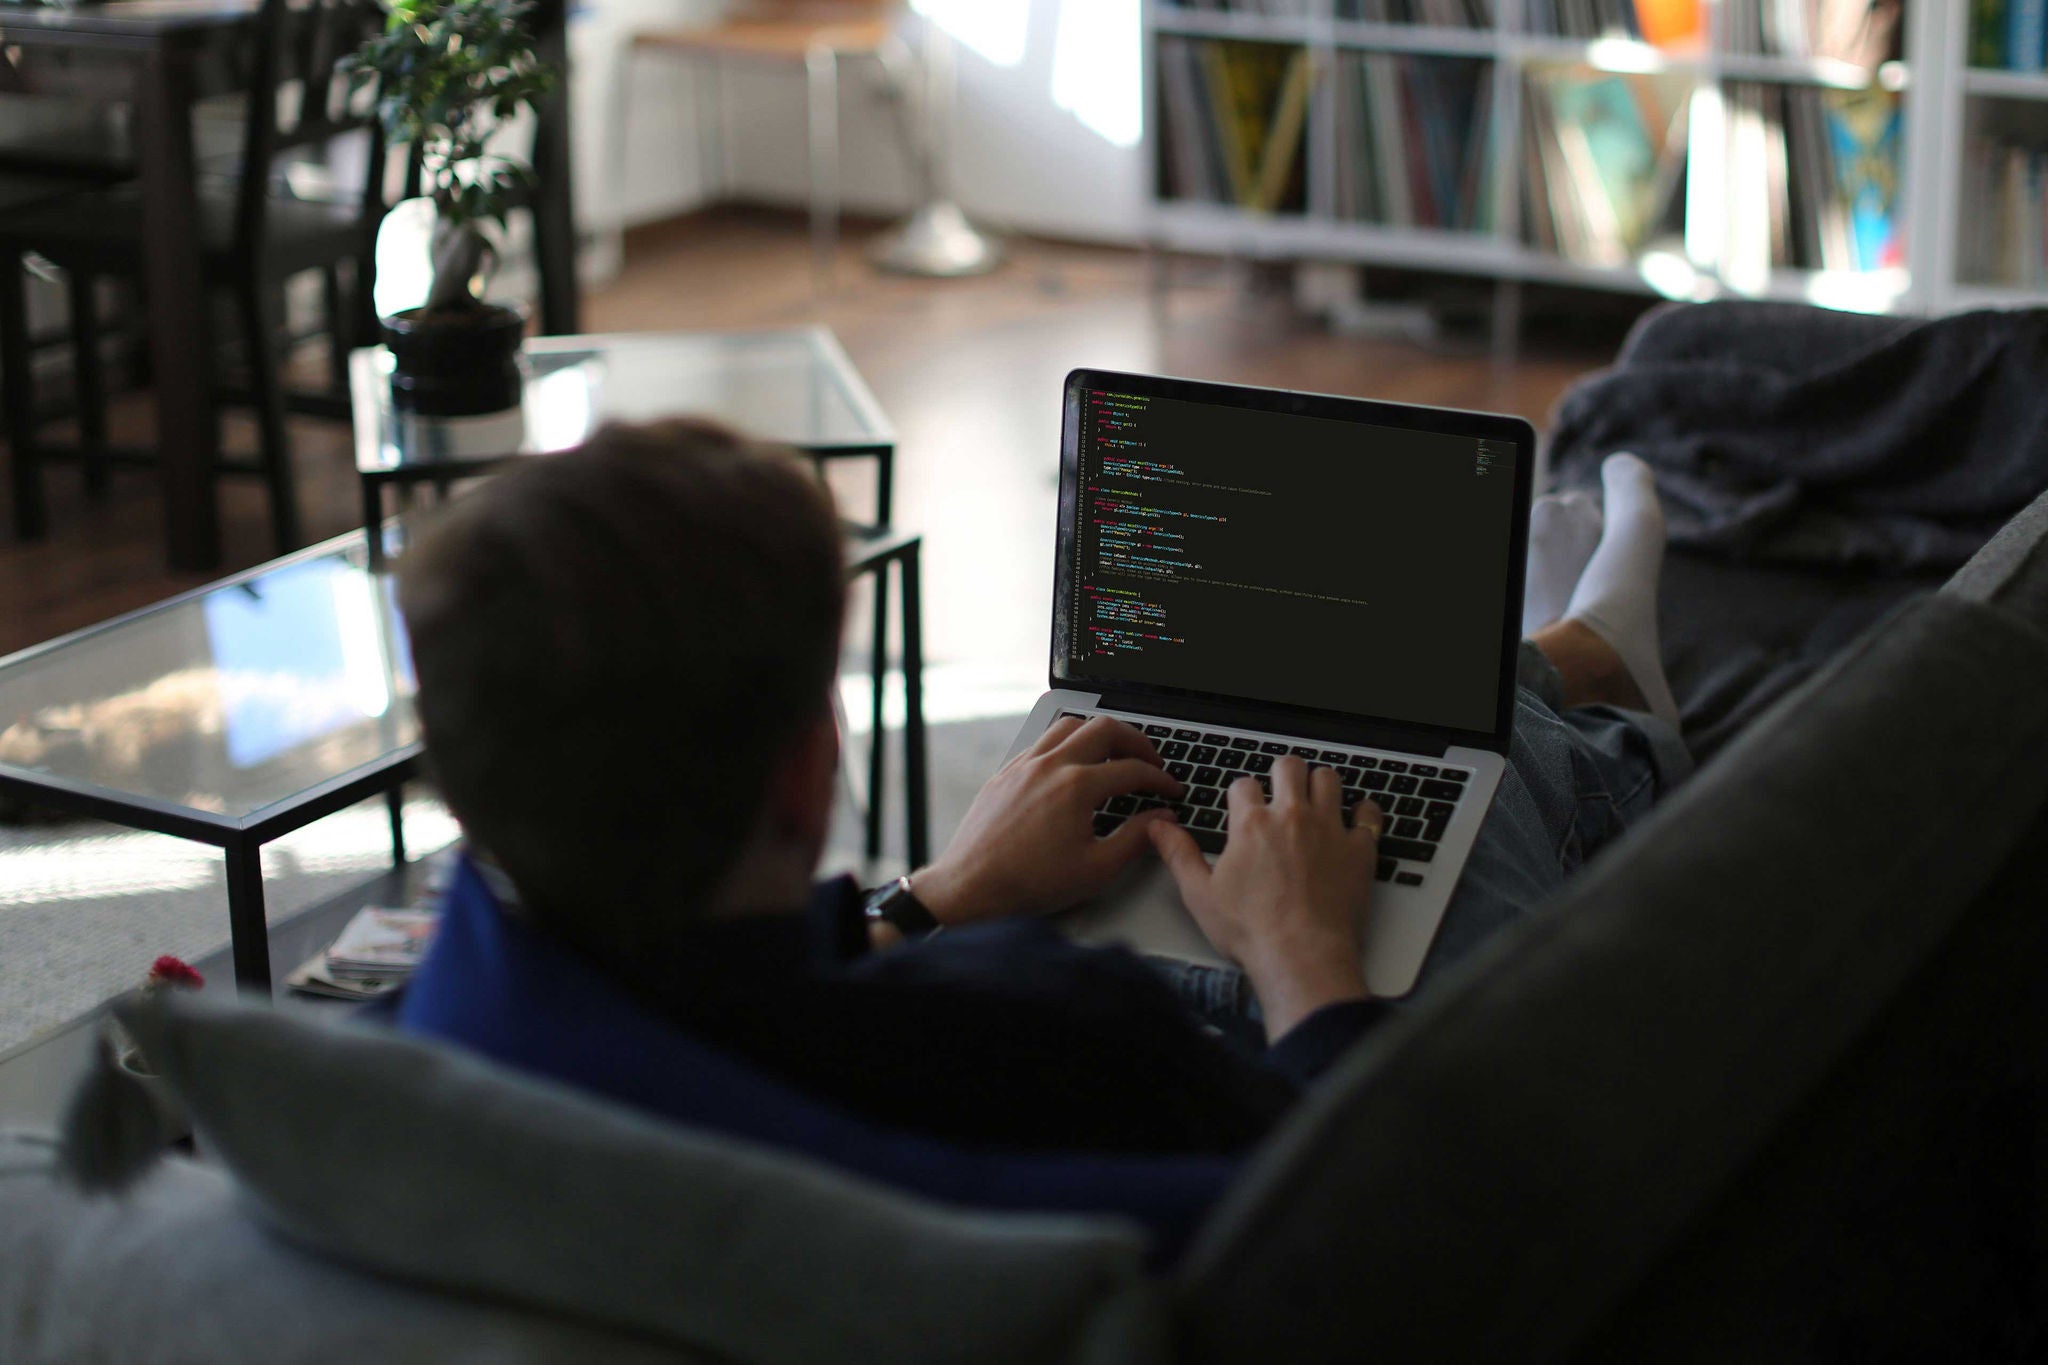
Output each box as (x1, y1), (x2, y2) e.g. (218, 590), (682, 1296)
(350, 0), (557, 314)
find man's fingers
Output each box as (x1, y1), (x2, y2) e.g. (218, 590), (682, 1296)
(1098, 806), (1175, 868)
(1353, 797), (1387, 841)
(1083, 757), (1183, 803)
(1268, 754), (1308, 806)
(1056, 715), (1163, 767)
(1224, 773), (1267, 820)
(1309, 762), (1343, 811)
(1148, 817), (1213, 898)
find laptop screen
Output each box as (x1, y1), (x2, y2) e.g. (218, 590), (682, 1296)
(1055, 372), (1531, 742)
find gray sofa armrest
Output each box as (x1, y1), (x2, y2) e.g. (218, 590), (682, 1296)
(0, 1130), (700, 1364)
(1176, 591), (2048, 1363)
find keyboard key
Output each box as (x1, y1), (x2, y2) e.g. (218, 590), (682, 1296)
(1395, 817), (1425, 839)
(1171, 804), (1198, 824)
(1193, 766), (1222, 786)
(1202, 733), (1230, 746)
(1192, 829), (1228, 856)
(1216, 751), (1246, 770)
(1245, 753), (1273, 774)
(1337, 766), (1361, 784)
(1190, 787), (1219, 807)
(1291, 746), (1319, 759)
(1341, 789), (1362, 807)
(1424, 817), (1449, 843)
(1419, 779), (1464, 801)
(1107, 795), (1136, 815)
(1174, 728), (1201, 742)
(1060, 712), (1088, 723)
(1161, 741), (1189, 760)
(1426, 801), (1455, 822)
(1193, 808), (1223, 830)
(1378, 837), (1435, 863)
(1140, 724), (1167, 738)
(1410, 763), (1438, 777)
(1166, 762), (1193, 783)
(1260, 741), (1289, 755)
(1230, 737), (1258, 751)
(1253, 774), (1273, 797)
(1136, 797), (1168, 813)
(1390, 775), (1420, 795)
(1360, 771), (1390, 791)
(1396, 795), (1426, 817)
(1352, 755), (1379, 769)
(1395, 872), (1424, 887)
(1380, 760), (1409, 774)
(1188, 744), (1218, 765)
(1092, 813), (1123, 838)
(1319, 750), (1348, 763)
(1376, 858), (1397, 882)
(1441, 768), (1469, 784)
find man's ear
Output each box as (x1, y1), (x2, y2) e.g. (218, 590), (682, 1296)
(767, 706), (839, 850)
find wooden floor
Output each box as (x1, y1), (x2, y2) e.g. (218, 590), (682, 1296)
(0, 209), (1637, 671)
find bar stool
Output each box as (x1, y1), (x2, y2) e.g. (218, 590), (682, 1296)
(625, 1), (913, 283)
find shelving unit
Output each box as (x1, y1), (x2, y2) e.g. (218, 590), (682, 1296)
(1938, 3), (2048, 304)
(1142, 0), (1992, 324)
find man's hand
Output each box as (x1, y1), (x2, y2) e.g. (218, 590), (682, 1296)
(914, 715), (1184, 926)
(1150, 756), (1383, 1040)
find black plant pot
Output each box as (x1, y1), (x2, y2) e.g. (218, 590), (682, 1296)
(382, 303), (527, 417)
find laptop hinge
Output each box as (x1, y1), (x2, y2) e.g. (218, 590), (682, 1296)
(1096, 692), (1453, 758)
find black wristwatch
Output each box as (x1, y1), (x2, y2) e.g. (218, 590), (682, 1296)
(864, 875), (941, 939)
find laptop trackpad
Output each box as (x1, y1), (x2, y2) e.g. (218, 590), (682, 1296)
(1056, 856), (1230, 970)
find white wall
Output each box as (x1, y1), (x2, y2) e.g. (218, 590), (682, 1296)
(570, 0), (1148, 247)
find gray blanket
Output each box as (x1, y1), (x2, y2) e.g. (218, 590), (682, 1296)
(1548, 301), (2048, 572)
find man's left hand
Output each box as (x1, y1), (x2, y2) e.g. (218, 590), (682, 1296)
(912, 715), (1183, 926)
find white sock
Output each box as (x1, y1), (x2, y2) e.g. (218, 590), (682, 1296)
(1522, 489), (1603, 637)
(1564, 453), (1680, 728)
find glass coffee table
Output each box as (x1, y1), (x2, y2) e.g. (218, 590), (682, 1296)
(349, 324), (928, 877)
(351, 326), (898, 554)
(0, 535), (418, 991)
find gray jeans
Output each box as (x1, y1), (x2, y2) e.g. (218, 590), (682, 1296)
(1157, 641), (1695, 1045)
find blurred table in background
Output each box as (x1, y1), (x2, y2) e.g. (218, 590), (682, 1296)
(0, 0), (263, 570)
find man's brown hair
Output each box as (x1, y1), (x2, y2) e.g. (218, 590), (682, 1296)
(398, 419), (845, 966)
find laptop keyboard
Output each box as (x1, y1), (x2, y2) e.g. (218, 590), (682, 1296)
(1072, 715), (1468, 887)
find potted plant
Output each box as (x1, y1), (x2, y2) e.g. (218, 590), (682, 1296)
(351, 0), (557, 415)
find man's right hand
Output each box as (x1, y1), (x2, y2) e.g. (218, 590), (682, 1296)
(1150, 756), (1383, 1041)
(914, 714), (1184, 927)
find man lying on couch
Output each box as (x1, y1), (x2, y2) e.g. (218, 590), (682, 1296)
(389, 418), (1690, 1243)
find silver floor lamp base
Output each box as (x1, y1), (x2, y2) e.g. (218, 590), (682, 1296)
(872, 199), (1003, 277)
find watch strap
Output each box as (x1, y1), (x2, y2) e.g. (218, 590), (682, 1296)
(864, 875), (941, 938)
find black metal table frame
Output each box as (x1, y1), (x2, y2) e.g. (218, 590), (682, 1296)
(0, 537), (416, 993)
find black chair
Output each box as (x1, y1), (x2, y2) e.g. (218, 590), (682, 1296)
(0, 0), (388, 552)
(0, 93), (135, 185)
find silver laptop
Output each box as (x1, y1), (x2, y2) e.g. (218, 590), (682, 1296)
(1004, 369), (1535, 998)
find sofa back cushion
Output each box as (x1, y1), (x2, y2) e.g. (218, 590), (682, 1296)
(1174, 589), (2048, 1362)
(0, 1130), (706, 1363)
(109, 999), (1162, 1365)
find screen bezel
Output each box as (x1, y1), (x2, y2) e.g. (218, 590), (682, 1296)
(1052, 368), (1537, 753)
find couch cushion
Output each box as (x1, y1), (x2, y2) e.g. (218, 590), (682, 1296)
(1175, 592), (2048, 1362)
(0, 1130), (704, 1363)
(110, 1000), (1162, 1365)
